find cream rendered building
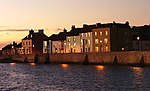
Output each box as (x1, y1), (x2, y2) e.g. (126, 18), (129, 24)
(66, 36), (81, 53)
(80, 32), (93, 52)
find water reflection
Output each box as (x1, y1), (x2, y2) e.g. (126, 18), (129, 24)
(60, 64), (69, 69)
(131, 67), (144, 88)
(29, 63), (36, 67)
(10, 63), (16, 66)
(96, 65), (104, 71)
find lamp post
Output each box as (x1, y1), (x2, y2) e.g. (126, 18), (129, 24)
(137, 37), (140, 51)
(32, 45), (35, 54)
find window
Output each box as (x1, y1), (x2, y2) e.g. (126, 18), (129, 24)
(104, 38), (108, 43)
(95, 39), (99, 44)
(88, 47), (90, 52)
(74, 43), (76, 47)
(106, 46), (109, 52)
(81, 33), (83, 37)
(73, 37), (76, 42)
(88, 33), (91, 37)
(100, 40), (103, 43)
(68, 37), (71, 42)
(29, 41), (30, 45)
(100, 31), (103, 36)
(106, 31), (108, 35)
(95, 32), (97, 36)
(86, 48), (88, 52)
(81, 39), (83, 45)
(88, 40), (91, 45)
(44, 41), (47, 46)
(26, 41), (28, 45)
(85, 40), (88, 44)
(68, 43), (71, 48)
(85, 33), (88, 37)
(95, 47), (99, 52)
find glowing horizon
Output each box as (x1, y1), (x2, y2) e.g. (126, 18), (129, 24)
(0, 0), (150, 49)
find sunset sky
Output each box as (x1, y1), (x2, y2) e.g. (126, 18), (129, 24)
(0, 0), (150, 49)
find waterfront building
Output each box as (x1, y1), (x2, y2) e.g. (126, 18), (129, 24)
(16, 42), (23, 55)
(22, 29), (48, 54)
(132, 25), (150, 51)
(66, 26), (82, 53)
(80, 24), (96, 52)
(2, 42), (17, 55)
(92, 21), (132, 52)
(44, 29), (68, 53)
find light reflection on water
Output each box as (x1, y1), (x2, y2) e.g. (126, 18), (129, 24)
(0, 64), (150, 91)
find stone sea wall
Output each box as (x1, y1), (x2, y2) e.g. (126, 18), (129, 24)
(10, 51), (150, 66)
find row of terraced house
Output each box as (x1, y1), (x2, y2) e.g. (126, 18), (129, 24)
(2, 21), (150, 55)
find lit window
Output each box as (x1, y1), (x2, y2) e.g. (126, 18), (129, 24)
(74, 43), (76, 47)
(100, 31), (103, 36)
(106, 31), (108, 35)
(88, 33), (91, 37)
(73, 37), (76, 42)
(104, 38), (108, 43)
(95, 32), (97, 36)
(68, 37), (70, 42)
(88, 40), (91, 45)
(81, 39), (83, 45)
(85, 33), (88, 37)
(95, 47), (99, 52)
(68, 43), (71, 48)
(95, 39), (99, 44)
(100, 40), (103, 43)
(81, 33), (83, 37)
(44, 41), (47, 46)
(106, 46), (108, 52)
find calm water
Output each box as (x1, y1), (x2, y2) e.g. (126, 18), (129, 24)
(0, 63), (150, 91)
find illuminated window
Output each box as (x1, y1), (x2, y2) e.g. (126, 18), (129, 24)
(68, 43), (71, 48)
(100, 40), (103, 43)
(106, 46), (108, 52)
(106, 31), (108, 35)
(68, 37), (70, 42)
(95, 32), (97, 36)
(88, 40), (91, 45)
(81, 39), (83, 45)
(44, 41), (47, 46)
(100, 31), (103, 36)
(88, 33), (91, 37)
(95, 39), (99, 44)
(81, 33), (83, 37)
(104, 38), (108, 43)
(74, 43), (76, 47)
(73, 37), (76, 42)
(95, 39), (98, 44)
(95, 47), (99, 52)
(85, 33), (88, 37)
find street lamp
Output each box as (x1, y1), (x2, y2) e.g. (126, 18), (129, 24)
(137, 37), (140, 51)
(32, 45), (35, 54)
